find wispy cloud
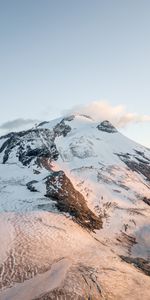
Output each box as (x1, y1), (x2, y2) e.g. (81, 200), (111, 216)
(64, 101), (150, 128)
(0, 118), (38, 131)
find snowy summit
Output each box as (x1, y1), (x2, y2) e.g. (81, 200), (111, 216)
(0, 114), (150, 299)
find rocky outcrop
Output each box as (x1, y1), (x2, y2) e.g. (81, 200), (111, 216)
(0, 118), (73, 166)
(127, 161), (149, 181)
(120, 256), (150, 276)
(0, 128), (59, 165)
(116, 152), (150, 182)
(45, 171), (102, 231)
(26, 180), (39, 192)
(53, 119), (71, 137)
(97, 120), (117, 133)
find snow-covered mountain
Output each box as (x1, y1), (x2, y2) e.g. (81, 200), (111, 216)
(0, 114), (150, 300)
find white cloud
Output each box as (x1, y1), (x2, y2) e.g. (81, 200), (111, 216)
(0, 118), (38, 130)
(0, 118), (40, 137)
(64, 101), (150, 128)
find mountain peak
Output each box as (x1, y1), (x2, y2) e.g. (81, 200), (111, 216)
(0, 112), (150, 299)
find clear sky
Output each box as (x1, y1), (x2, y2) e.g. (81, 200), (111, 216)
(0, 0), (149, 147)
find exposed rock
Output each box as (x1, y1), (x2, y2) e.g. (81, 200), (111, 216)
(0, 117), (73, 166)
(120, 256), (150, 276)
(26, 180), (39, 192)
(116, 232), (137, 255)
(37, 121), (49, 127)
(134, 150), (150, 162)
(33, 169), (41, 175)
(97, 120), (117, 133)
(53, 119), (71, 137)
(63, 115), (75, 122)
(116, 153), (150, 182)
(79, 114), (93, 120)
(45, 171), (102, 231)
(135, 156), (149, 164)
(143, 197), (150, 206)
(122, 160), (150, 181)
(0, 128), (59, 165)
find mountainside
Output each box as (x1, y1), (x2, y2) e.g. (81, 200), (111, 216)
(0, 114), (150, 300)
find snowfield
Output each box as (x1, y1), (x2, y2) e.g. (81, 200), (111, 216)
(0, 114), (149, 299)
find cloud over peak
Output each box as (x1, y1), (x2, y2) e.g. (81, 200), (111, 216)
(65, 101), (150, 128)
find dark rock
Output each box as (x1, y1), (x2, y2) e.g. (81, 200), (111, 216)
(37, 121), (49, 127)
(120, 256), (150, 276)
(0, 117), (72, 166)
(26, 180), (39, 192)
(97, 121), (117, 133)
(135, 156), (149, 164)
(0, 128), (59, 165)
(33, 169), (41, 174)
(143, 197), (150, 206)
(45, 170), (103, 231)
(79, 114), (93, 120)
(116, 153), (150, 181)
(63, 115), (75, 122)
(134, 150), (150, 162)
(123, 160), (150, 181)
(53, 120), (71, 137)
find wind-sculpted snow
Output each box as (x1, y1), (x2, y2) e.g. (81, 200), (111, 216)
(0, 114), (150, 299)
(0, 212), (103, 299)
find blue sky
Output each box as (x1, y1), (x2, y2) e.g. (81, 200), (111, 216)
(0, 0), (150, 147)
